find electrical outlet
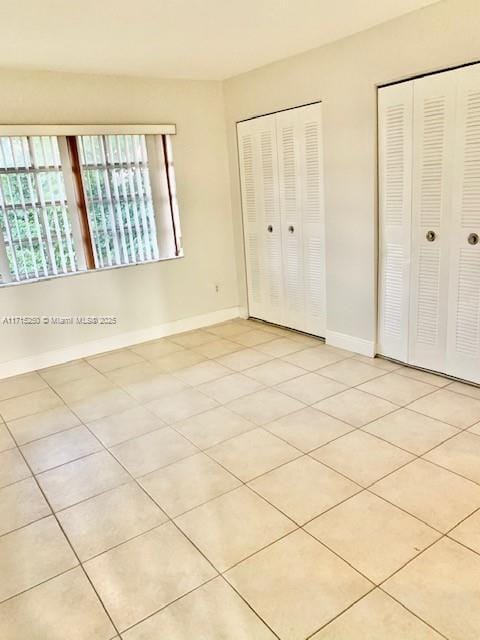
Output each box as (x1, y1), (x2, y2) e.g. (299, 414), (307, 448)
(214, 283), (220, 293)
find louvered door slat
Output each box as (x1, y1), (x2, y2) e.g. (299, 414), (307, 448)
(447, 65), (480, 383)
(237, 114), (284, 325)
(276, 111), (305, 332)
(378, 82), (414, 361)
(408, 71), (456, 372)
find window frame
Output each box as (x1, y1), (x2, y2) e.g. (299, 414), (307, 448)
(0, 124), (182, 287)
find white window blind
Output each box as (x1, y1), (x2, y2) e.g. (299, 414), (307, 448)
(0, 128), (181, 286)
(0, 136), (77, 283)
(78, 134), (159, 267)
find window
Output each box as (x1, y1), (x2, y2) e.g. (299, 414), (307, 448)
(0, 128), (181, 285)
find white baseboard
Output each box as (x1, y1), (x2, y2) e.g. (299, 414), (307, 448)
(0, 306), (243, 380)
(325, 330), (376, 358)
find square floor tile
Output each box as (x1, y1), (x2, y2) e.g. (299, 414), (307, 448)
(447, 380), (480, 400)
(0, 448), (30, 488)
(110, 427), (198, 477)
(449, 509), (480, 554)
(153, 349), (208, 372)
(146, 388), (217, 424)
(384, 538), (480, 640)
(312, 431), (413, 486)
(216, 348), (272, 371)
(0, 516), (77, 601)
(206, 322), (249, 338)
(0, 477), (51, 536)
(0, 388), (63, 421)
(175, 486), (295, 571)
(37, 450), (130, 511)
(119, 373), (188, 403)
(130, 338), (184, 359)
(208, 428), (300, 481)
(175, 406), (255, 449)
(364, 408), (458, 455)
(371, 459), (480, 532)
(312, 589), (443, 639)
(105, 361), (164, 386)
(58, 482), (166, 561)
(244, 360), (306, 386)
(0, 424), (14, 452)
(140, 453), (240, 517)
(168, 329), (218, 348)
(319, 359), (386, 386)
(55, 375), (114, 403)
(69, 388), (137, 422)
(0, 567), (116, 640)
(307, 492), (439, 583)
(232, 329), (277, 347)
(0, 372), (47, 401)
(227, 388), (304, 425)
(7, 406), (80, 445)
(226, 529), (372, 640)
(265, 407), (353, 452)
(87, 405), (163, 447)
(249, 456), (360, 524)
(358, 373), (436, 406)
(84, 522), (216, 631)
(276, 373), (347, 405)
(353, 355), (402, 371)
(175, 360), (232, 386)
(198, 373), (263, 404)
(256, 338), (307, 357)
(122, 576), (276, 640)
(313, 389), (397, 427)
(39, 360), (99, 387)
(424, 432), (480, 484)
(194, 339), (241, 359)
(396, 367), (450, 388)
(88, 349), (144, 373)
(470, 422), (480, 435)
(283, 346), (349, 371)
(21, 425), (101, 474)
(408, 389), (480, 428)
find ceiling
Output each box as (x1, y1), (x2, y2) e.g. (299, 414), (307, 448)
(1, 0), (440, 80)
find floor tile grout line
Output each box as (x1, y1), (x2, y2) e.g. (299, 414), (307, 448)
(84, 418), (284, 639)
(1, 420), (123, 638)
(2, 320), (480, 636)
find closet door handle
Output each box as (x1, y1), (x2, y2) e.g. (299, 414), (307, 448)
(426, 230), (436, 242)
(468, 232), (479, 246)
(288, 225), (295, 234)
(267, 225), (273, 233)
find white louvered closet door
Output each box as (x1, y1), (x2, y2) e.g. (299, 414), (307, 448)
(238, 104), (325, 336)
(408, 71), (457, 372)
(276, 103), (325, 335)
(237, 115), (284, 325)
(377, 81), (413, 361)
(299, 103), (326, 336)
(446, 65), (480, 383)
(276, 108), (306, 332)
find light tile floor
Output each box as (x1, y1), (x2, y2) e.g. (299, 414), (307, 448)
(1, 318), (480, 639)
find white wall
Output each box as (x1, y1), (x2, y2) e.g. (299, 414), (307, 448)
(0, 69), (239, 372)
(223, 0), (480, 348)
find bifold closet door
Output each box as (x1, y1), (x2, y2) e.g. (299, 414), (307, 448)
(237, 115), (284, 325)
(408, 71), (457, 372)
(377, 81), (414, 361)
(276, 103), (326, 335)
(446, 65), (480, 383)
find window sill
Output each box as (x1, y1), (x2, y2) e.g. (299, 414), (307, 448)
(0, 250), (185, 290)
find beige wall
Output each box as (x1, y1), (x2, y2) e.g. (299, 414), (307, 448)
(223, 0), (480, 345)
(0, 69), (239, 367)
